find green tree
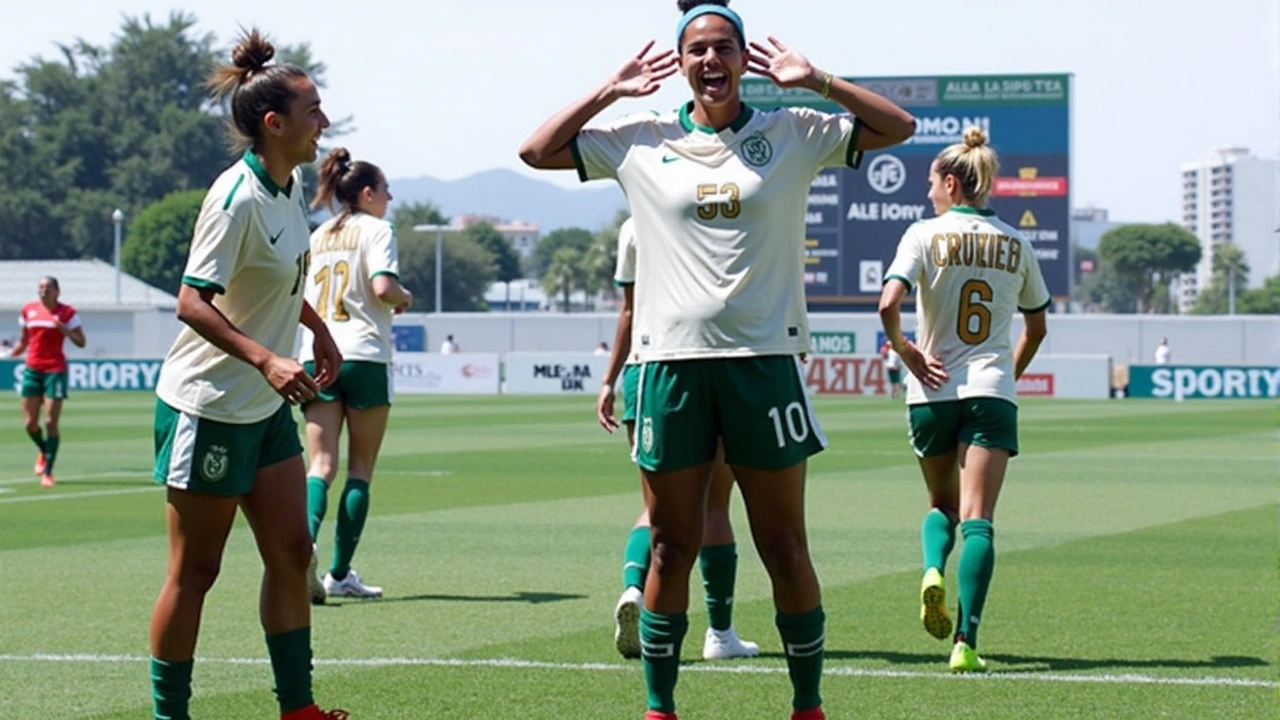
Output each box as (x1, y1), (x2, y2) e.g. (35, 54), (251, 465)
(393, 221), (495, 312)
(121, 190), (205, 293)
(464, 222), (521, 283)
(1191, 242), (1250, 315)
(531, 227), (593, 279)
(390, 201), (449, 228)
(1097, 223), (1201, 313)
(542, 246), (585, 312)
(1237, 275), (1280, 314)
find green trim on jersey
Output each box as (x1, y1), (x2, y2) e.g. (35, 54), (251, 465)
(221, 174), (246, 211)
(885, 274), (914, 293)
(614, 280), (635, 287)
(950, 206), (996, 217)
(846, 117), (865, 169)
(182, 275), (226, 294)
(370, 270), (399, 280)
(569, 136), (589, 183)
(242, 150), (293, 198)
(678, 102), (754, 134)
(1019, 298), (1053, 313)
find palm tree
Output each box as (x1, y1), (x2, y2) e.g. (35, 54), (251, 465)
(542, 246), (582, 312)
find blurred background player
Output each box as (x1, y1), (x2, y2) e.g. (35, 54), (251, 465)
(881, 340), (904, 399)
(302, 147), (413, 603)
(877, 126), (1050, 673)
(10, 275), (85, 487)
(597, 217), (759, 662)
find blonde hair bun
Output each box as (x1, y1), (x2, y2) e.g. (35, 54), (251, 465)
(962, 126), (988, 149)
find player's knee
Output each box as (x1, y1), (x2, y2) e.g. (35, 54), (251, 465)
(650, 529), (699, 577)
(175, 558), (223, 595)
(23, 419), (39, 434)
(43, 420), (59, 436)
(262, 533), (314, 576)
(754, 529), (810, 579)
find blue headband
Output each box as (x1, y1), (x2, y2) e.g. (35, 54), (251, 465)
(676, 5), (745, 49)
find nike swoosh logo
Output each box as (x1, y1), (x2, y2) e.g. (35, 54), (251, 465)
(269, 229), (284, 245)
(661, 155), (680, 163)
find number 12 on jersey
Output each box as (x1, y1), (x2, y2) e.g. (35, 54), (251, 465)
(313, 260), (351, 322)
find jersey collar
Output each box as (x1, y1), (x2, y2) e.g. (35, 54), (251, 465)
(679, 102), (754, 135)
(242, 150), (294, 199)
(949, 206), (996, 217)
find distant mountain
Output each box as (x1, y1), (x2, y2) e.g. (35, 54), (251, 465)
(388, 168), (626, 232)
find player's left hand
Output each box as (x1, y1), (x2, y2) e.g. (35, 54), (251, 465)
(310, 328), (343, 389)
(747, 36), (813, 88)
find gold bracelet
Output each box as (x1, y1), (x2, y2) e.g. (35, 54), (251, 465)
(821, 72), (833, 99)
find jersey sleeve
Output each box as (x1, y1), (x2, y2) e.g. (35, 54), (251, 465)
(62, 306), (82, 330)
(182, 190), (247, 294)
(570, 113), (649, 183)
(367, 222), (400, 280)
(613, 219), (637, 286)
(786, 107), (864, 171)
(884, 223), (927, 293)
(1018, 239), (1053, 312)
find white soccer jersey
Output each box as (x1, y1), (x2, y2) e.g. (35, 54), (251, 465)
(884, 206), (1052, 406)
(613, 218), (637, 286)
(574, 103), (863, 362)
(299, 212), (400, 364)
(156, 152), (312, 424)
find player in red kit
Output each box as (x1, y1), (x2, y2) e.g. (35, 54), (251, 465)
(9, 276), (86, 487)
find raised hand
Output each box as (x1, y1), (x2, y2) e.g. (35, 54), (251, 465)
(747, 36), (815, 88)
(609, 41), (679, 98)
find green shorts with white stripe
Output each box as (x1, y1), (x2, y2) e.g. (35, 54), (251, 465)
(152, 399), (301, 496)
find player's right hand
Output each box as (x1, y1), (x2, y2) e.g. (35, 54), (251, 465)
(900, 341), (948, 391)
(262, 355), (319, 405)
(608, 41), (679, 98)
(597, 383), (619, 433)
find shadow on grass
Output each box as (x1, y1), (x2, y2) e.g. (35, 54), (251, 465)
(322, 591), (587, 607)
(819, 648), (1270, 671)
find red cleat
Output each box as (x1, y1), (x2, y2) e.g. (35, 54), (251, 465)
(280, 704), (348, 720)
(644, 712), (677, 720)
(34, 453), (45, 475)
(792, 708), (826, 720)
(40, 473), (54, 488)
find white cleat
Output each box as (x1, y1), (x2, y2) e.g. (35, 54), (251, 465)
(307, 546), (326, 606)
(702, 626), (760, 660)
(613, 585), (643, 659)
(323, 569), (383, 599)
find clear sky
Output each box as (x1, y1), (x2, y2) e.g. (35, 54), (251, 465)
(2, 0), (1276, 223)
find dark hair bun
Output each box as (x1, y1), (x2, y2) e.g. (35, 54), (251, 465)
(677, 0), (729, 13)
(230, 29), (275, 74)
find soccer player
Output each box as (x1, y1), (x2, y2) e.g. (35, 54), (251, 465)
(147, 29), (348, 720)
(881, 340), (904, 399)
(301, 147), (412, 603)
(520, 1), (915, 716)
(10, 275), (85, 487)
(597, 217), (759, 662)
(877, 126), (1050, 673)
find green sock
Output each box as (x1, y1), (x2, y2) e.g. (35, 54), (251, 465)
(777, 605), (825, 712)
(43, 434), (60, 473)
(149, 656), (193, 720)
(956, 519), (995, 648)
(699, 543), (737, 631)
(640, 608), (687, 713)
(622, 526), (650, 590)
(921, 508), (958, 573)
(331, 478), (370, 580)
(306, 477), (328, 542)
(265, 627), (314, 713)
(26, 428), (45, 454)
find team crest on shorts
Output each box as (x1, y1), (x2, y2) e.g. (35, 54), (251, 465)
(641, 417), (655, 454)
(202, 444), (229, 483)
(742, 132), (773, 167)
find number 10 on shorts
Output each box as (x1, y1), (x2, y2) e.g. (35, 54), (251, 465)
(767, 402), (811, 448)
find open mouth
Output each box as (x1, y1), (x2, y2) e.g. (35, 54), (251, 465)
(701, 71), (729, 94)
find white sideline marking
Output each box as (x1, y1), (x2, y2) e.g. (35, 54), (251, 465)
(0, 487), (159, 504)
(0, 653), (1271, 689)
(0, 471), (142, 487)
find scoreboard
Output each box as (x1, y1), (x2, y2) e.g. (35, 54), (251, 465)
(742, 74), (1072, 311)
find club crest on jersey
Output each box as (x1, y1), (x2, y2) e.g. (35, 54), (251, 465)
(742, 132), (773, 167)
(641, 417), (655, 454)
(201, 444), (229, 483)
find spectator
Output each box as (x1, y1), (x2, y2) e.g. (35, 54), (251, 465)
(440, 334), (460, 355)
(1154, 337), (1172, 365)
(594, 341), (609, 356)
